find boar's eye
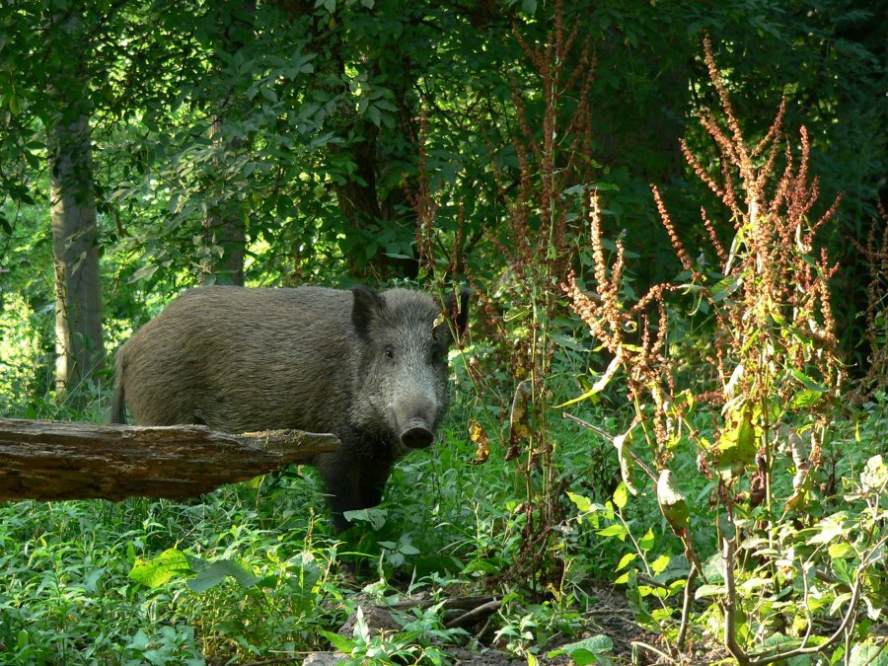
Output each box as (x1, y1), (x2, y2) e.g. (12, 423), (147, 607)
(384, 344), (395, 360)
(429, 346), (445, 366)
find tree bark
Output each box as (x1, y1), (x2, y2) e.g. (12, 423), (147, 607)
(48, 107), (104, 396)
(200, 1), (256, 287)
(0, 418), (340, 501)
(202, 115), (247, 286)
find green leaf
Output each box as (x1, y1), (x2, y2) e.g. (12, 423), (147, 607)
(849, 640), (888, 666)
(791, 389), (823, 409)
(547, 635), (613, 662)
(695, 584), (727, 599)
(613, 482), (629, 510)
(616, 552), (636, 571)
(343, 508), (387, 530)
(521, 0), (537, 14)
(129, 548), (192, 588)
(827, 542), (852, 560)
(639, 528), (655, 552)
(187, 559), (259, 593)
(568, 491), (593, 513)
(596, 523), (628, 539)
(790, 369), (827, 393)
(651, 554), (671, 575)
(128, 263), (159, 283)
(366, 105), (381, 127)
(127, 629), (150, 651)
(320, 629), (353, 653)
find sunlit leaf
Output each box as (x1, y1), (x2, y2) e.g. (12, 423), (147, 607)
(657, 469), (689, 533)
(129, 548), (192, 588)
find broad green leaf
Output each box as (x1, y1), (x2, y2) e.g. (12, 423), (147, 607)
(791, 369), (827, 393)
(828, 542), (852, 560)
(849, 640), (888, 666)
(651, 554), (670, 575)
(547, 635), (613, 662)
(639, 528), (655, 552)
(343, 508), (386, 530)
(129, 548), (191, 588)
(128, 263), (159, 283)
(556, 353), (622, 407)
(568, 491), (593, 514)
(596, 523), (628, 539)
(187, 559), (259, 593)
(695, 584), (727, 599)
(616, 552), (636, 571)
(791, 389), (823, 409)
(613, 482), (629, 510)
(320, 630), (353, 653)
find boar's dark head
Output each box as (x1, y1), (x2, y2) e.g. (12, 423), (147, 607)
(351, 286), (469, 453)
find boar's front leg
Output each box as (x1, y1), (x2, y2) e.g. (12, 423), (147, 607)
(316, 452), (393, 531)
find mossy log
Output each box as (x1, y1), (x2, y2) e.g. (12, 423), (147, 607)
(0, 418), (340, 501)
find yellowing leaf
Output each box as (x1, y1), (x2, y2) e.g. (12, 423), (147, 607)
(657, 469), (689, 534)
(861, 455), (888, 493)
(469, 419), (490, 464)
(613, 482), (629, 510)
(651, 554), (671, 574)
(828, 542), (852, 560)
(616, 552), (636, 571)
(714, 403), (757, 477)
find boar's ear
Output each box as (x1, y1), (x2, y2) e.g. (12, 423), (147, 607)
(435, 288), (471, 344)
(352, 285), (385, 339)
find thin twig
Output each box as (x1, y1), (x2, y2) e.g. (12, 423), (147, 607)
(677, 563), (698, 652)
(444, 599), (501, 629)
(631, 640), (677, 664)
(562, 412), (658, 483)
(746, 534), (888, 665)
(722, 537), (750, 665)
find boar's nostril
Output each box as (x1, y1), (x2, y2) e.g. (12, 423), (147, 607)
(401, 421), (434, 449)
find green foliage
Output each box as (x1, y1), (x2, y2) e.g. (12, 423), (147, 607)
(0, 0), (886, 663)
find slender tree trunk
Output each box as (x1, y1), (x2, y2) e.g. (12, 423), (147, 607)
(202, 117), (247, 286)
(200, 1), (255, 287)
(48, 111), (104, 396)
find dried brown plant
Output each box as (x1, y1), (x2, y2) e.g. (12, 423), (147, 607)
(564, 36), (846, 661)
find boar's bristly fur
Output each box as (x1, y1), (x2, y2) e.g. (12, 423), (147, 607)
(112, 285), (469, 529)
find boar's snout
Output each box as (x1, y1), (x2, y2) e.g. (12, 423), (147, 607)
(400, 417), (435, 449)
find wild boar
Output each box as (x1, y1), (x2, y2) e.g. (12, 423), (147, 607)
(111, 285), (470, 529)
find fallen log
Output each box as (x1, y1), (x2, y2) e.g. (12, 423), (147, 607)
(0, 417), (340, 501)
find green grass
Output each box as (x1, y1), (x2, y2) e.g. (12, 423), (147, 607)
(0, 384), (617, 664)
(2, 382), (886, 665)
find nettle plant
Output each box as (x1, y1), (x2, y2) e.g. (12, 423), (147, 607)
(563, 39), (887, 663)
(413, 0), (597, 584)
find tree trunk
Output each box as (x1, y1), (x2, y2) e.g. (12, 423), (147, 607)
(0, 418), (340, 501)
(200, 1), (256, 287)
(202, 117), (247, 286)
(48, 110), (104, 396)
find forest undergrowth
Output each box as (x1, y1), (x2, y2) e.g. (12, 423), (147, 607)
(1, 4), (886, 665)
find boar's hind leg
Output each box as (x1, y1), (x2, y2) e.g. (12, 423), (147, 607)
(318, 457), (393, 531)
